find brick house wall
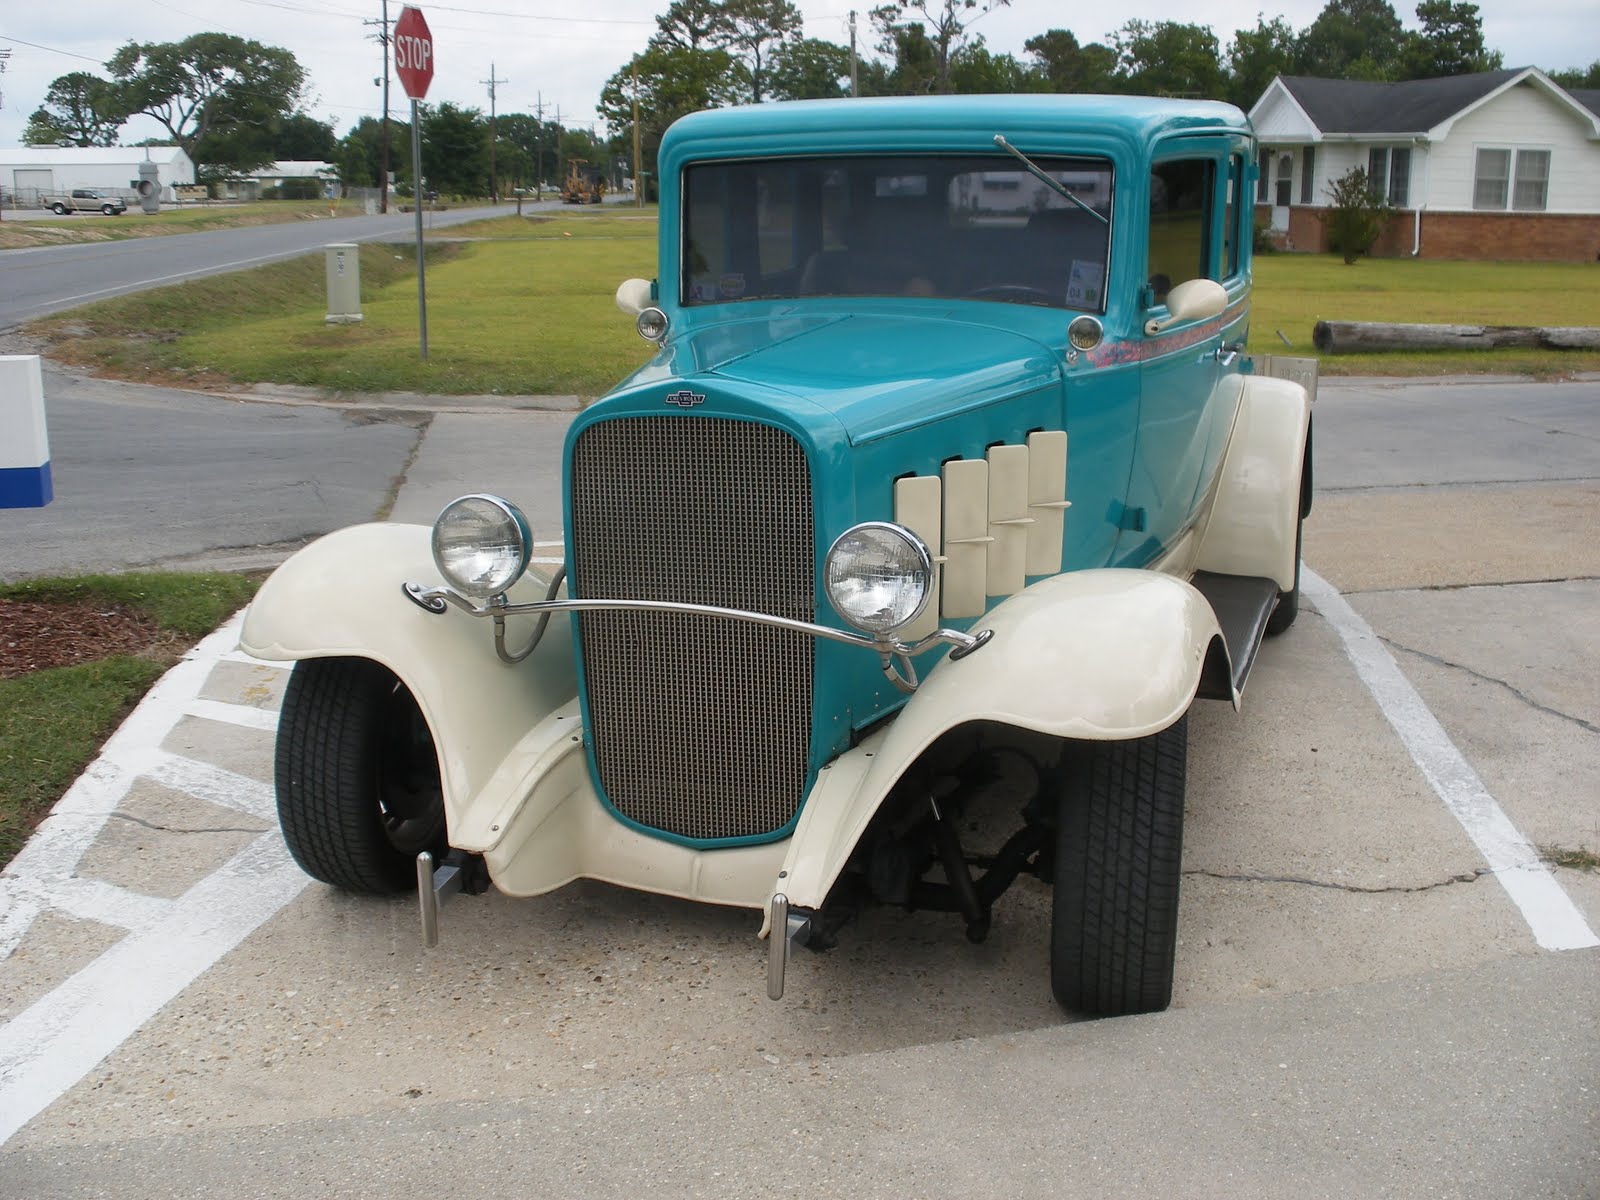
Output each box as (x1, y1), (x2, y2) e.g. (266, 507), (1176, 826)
(1255, 204), (1600, 262)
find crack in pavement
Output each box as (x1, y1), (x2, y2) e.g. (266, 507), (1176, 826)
(1345, 575), (1600, 595)
(107, 812), (266, 836)
(1185, 867), (1492, 894)
(1379, 637), (1600, 735)
(375, 413), (434, 522)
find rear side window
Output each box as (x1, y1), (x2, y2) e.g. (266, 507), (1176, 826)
(1147, 158), (1215, 303)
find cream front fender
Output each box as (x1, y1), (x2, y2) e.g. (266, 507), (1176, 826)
(778, 569), (1225, 911)
(240, 523), (578, 838)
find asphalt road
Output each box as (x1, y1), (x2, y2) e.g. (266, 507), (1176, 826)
(0, 197), (584, 329)
(0, 371), (1596, 1195)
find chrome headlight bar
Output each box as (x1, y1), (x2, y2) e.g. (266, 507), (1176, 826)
(405, 498), (992, 691)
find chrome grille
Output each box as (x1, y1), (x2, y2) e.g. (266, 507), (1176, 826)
(569, 417), (815, 841)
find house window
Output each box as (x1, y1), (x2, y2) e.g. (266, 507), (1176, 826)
(1256, 149), (1269, 203)
(1274, 152), (1292, 207)
(1473, 148), (1511, 209)
(1300, 147), (1315, 204)
(1367, 147), (1410, 207)
(1513, 149), (1550, 211)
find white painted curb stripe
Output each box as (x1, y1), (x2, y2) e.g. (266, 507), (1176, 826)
(0, 834), (308, 1145)
(1303, 567), (1598, 951)
(184, 697), (282, 731)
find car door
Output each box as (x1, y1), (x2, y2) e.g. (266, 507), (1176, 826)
(1120, 145), (1226, 561)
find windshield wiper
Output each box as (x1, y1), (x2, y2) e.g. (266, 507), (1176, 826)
(992, 135), (1109, 226)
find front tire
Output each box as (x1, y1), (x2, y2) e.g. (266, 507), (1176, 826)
(52, 203), (68, 215)
(275, 657), (447, 894)
(1051, 715), (1187, 1016)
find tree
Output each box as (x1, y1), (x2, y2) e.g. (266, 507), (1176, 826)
(1322, 165), (1395, 263)
(1399, 1), (1502, 78)
(421, 103), (489, 197)
(23, 73), (124, 147)
(653, 0), (734, 51)
(1547, 60), (1600, 89)
(768, 38), (854, 100)
(600, 45), (742, 195)
(948, 42), (1031, 93)
(1226, 15), (1298, 109)
(1023, 30), (1119, 94)
(720, 0), (803, 102)
(336, 116), (406, 189)
(1110, 20), (1226, 99)
(107, 34), (306, 173)
(870, 0), (1012, 94)
(274, 113), (337, 162)
(1294, 0), (1407, 80)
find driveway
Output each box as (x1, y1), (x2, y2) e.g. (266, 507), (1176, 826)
(0, 374), (1595, 1195)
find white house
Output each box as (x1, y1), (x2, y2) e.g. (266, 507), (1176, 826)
(215, 160), (341, 201)
(0, 145), (196, 206)
(1249, 68), (1600, 261)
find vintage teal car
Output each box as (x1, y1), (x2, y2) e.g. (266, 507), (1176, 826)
(243, 94), (1314, 1018)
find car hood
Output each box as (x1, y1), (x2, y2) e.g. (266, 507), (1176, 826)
(632, 311), (1062, 445)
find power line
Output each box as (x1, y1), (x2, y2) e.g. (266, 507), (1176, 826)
(481, 61), (506, 201)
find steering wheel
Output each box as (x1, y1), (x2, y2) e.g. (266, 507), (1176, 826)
(964, 284), (1055, 306)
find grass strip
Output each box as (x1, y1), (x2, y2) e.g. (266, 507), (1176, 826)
(0, 572), (260, 870)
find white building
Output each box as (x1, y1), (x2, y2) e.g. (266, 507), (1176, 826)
(0, 146), (197, 206)
(1249, 68), (1600, 261)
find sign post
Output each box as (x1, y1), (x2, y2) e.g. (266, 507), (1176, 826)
(394, 5), (435, 360)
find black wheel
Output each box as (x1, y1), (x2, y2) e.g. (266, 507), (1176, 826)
(1051, 715), (1187, 1016)
(102, 204), (117, 215)
(52, 203), (68, 215)
(275, 657), (447, 894)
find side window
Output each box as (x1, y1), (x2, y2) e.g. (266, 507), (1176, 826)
(1222, 154), (1243, 280)
(1148, 158), (1215, 303)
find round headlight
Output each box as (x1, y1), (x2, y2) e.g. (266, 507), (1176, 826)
(824, 522), (934, 636)
(431, 494), (532, 599)
(636, 306), (669, 343)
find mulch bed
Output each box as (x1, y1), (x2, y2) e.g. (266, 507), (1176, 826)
(0, 598), (174, 679)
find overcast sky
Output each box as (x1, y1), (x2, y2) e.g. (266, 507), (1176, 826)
(3, 0), (1597, 151)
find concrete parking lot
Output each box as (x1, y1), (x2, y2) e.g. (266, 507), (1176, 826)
(0, 375), (1596, 1196)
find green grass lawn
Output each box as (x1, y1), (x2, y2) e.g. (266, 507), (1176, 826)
(25, 209), (1600, 390)
(0, 573), (260, 870)
(1250, 255), (1600, 376)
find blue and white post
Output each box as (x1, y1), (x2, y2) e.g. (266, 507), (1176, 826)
(0, 355), (52, 508)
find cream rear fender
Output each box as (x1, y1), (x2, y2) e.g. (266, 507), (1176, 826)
(1193, 374), (1312, 592)
(777, 569), (1228, 911)
(240, 523), (579, 835)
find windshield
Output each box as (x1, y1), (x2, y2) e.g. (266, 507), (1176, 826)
(682, 154), (1113, 312)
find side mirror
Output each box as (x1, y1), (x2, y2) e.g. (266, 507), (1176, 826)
(1144, 278), (1227, 335)
(615, 278), (655, 315)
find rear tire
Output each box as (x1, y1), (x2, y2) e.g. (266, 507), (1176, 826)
(1050, 715), (1187, 1016)
(275, 657), (447, 894)
(52, 203), (68, 215)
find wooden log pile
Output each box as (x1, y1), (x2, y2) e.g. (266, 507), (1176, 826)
(1312, 321), (1600, 354)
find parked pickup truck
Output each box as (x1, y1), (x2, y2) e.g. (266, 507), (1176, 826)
(244, 93), (1315, 1018)
(44, 189), (127, 215)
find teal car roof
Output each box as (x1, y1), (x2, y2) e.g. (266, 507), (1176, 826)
(658, 94), (1251, 167)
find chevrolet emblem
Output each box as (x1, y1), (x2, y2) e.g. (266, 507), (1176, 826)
(664, 390), (706, 409)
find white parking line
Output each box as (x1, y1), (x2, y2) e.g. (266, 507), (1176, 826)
(1303, 568), (1598, 951)
(0, 613), (308, 1147)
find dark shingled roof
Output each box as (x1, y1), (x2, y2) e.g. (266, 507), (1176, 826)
(1277, 70), (1526, 134)
(1570, 89), (1600, 119)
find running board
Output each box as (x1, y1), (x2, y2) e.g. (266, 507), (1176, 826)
(1190, 572), (1279, 700)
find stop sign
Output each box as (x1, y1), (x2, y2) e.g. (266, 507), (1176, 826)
(394, 7), (434, 101)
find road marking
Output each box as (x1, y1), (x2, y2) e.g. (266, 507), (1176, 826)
(0, 613), (309, 1147)
(1303, 567), (1598, 951)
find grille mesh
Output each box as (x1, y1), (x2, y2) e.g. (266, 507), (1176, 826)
(569, 417), (815, 840)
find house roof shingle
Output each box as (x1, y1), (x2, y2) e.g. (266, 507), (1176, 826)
(1276, 70), (1523, 134)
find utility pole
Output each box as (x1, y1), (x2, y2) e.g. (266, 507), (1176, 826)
(363, 2), (392, 213)
(631, 63), (642, 207)
(849, 12), (859, 98)
(554, 104), (564, 195)
(480, 62), (507, 203)
(533, 93), (544, 201)
(0, 45), (10, 224)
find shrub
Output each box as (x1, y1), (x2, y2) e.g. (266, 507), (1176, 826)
(1321, 167), (1395, 264)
